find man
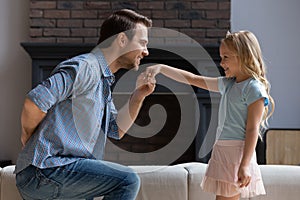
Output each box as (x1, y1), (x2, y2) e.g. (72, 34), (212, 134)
(15, 9), (153, 200)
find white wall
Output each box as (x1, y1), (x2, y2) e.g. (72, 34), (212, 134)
(231, 0), (300, 128)
(0, 0), (30, 164)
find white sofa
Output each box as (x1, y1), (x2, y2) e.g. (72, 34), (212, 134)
(1, 162), (300, 200)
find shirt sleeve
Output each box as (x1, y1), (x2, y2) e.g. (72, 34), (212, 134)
(218, 77), (234, 95)
(27, 66), (76, 113)
(27, 58), (98, 113)
(245, 80), (269, 107)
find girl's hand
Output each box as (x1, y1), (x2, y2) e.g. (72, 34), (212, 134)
(145, 64), (162, 78)
(237, 165), (251, 188)
(134, 64), (162, 98)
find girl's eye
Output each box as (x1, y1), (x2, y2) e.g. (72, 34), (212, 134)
(220, 55), (228, 60)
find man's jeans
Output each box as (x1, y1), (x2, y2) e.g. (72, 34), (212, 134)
(16, 159), (140, 200)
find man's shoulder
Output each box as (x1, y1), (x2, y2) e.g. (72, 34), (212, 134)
(54, 53), (101, 76)
(61, 53), (98, 68)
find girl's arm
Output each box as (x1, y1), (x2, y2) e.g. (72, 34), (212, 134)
(146, 64), (219, 92)
(238, 98), (265, 188)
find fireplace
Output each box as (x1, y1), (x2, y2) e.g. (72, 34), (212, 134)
(22, 42), (225, 165)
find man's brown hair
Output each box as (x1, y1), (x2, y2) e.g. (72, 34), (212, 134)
(98, 9), (152, 47)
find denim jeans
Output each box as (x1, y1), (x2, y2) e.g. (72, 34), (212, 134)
(16, 159), (140, 200)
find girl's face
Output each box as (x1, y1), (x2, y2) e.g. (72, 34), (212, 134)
(220, 42), (249, 82)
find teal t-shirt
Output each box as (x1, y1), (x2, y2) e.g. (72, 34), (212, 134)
(217, 77), (269, 140)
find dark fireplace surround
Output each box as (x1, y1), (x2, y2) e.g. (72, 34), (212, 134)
(21, 43), (266, 165)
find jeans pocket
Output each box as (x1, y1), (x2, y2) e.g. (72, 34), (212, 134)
(35, 168), (61, 199)
(16, 166), (36, 189)
(16, 166), (61, 200)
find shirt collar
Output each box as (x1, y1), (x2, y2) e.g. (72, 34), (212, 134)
(91, 47), (115, 85)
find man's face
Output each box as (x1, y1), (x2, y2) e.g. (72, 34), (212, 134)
(119, 23), (149, 71)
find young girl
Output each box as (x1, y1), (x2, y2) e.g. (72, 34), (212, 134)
(145, 30), (275, 199)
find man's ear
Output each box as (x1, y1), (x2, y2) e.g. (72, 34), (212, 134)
(117, 33), (128, 48)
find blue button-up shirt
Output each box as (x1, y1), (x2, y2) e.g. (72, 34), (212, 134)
(15, 48), (120, 174)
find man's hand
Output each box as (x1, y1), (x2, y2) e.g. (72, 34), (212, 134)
(135, 71), (156, 98)
(21, 98), (46, 147)
(21, 129), (30, 147)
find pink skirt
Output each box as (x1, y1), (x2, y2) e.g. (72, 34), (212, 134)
(201, 140), (266, 198)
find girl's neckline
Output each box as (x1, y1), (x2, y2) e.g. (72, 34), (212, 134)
(234, 77), (252, 84)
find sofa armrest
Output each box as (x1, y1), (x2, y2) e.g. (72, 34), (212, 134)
(0, 166), (22, 200)
(250, 165), (300, 200)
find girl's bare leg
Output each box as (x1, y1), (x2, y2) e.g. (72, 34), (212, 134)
(216, 194), (240, 200)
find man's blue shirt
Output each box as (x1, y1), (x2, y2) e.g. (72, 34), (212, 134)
(15, 48), (120, 174)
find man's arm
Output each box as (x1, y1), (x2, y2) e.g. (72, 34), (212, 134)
(116, 72), (155, 138)
(21, 98), (46, 147)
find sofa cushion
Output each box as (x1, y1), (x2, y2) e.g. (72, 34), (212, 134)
(130, 165), (188, 200)
(178, 162), (215, 200)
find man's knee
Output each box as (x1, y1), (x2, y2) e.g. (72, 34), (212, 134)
(124, 170), (140, 190)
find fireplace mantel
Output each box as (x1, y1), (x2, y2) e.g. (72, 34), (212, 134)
(21, 42), (220, 59)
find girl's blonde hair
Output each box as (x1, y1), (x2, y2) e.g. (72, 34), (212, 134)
(221, 30), (275, 133)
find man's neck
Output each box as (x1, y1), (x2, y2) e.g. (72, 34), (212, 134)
(101, 47), (120, 74)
